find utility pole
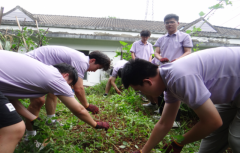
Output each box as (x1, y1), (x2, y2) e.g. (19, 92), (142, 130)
(144, 0), (154, 21)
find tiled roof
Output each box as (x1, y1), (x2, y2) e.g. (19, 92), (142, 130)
(2, 6), (240, 37)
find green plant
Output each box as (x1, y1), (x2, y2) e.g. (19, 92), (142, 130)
(0, 27), (49, 52)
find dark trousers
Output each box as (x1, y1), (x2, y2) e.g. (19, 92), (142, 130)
(158, 93), (181, 121)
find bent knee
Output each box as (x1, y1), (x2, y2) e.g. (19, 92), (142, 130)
(30, 97), (45, 108)
(47, 93), (57, 100)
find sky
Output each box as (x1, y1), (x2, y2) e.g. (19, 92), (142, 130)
(1, 0), (240, 29)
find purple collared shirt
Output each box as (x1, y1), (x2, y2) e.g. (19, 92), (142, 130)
(111, 60), (128, 78)
(130, 40), (154, 61)
(26, 46), (89, 79)
(0, 50), (74, 98)
(154, 30), (193, 63)
(160, 47), (240, 109)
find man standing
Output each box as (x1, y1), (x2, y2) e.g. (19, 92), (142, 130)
(25, 46), (110, 138)
(154, 14), (192, 64)
(122, 47), (240, 153)
(146, 14), (193, 126)
(130, 30), (154, 62)
(0, 50), (109, 153)
(104, 60), (128, 96)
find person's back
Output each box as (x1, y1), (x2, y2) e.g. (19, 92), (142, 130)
(0, 50), (74, 98)
(26, 46), (89, 79)
(161, 47), (240, 108)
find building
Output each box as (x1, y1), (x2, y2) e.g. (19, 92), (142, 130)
(1, 6), (240, 85)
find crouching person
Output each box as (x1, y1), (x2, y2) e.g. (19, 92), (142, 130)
(121, 47), (240, 153)
(0, 92), (25, 153)
(104, 59), (128, 96)
(0, 50), (109, 151)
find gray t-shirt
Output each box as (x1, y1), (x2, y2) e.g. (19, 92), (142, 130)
(0, 50), (74, 98)
(26, 46), (89, 79)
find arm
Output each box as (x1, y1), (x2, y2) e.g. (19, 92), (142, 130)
(175, 47), (191, 60)
(110, 77), (121, 94)
(154, 47), (163, 60)
(9, 99), (37, 121)
(179, 98), (222, 145)
(74, 77), (89, 108)
(57, 95), (97, 127)
(149, 55), (152, 62)
(142, 101), (181, 153)
(131, 52), (136, 60)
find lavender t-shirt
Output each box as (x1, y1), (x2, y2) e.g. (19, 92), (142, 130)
(26, 46), (89, 79)
(0, 50), (74, 98)
(160, 47), (240, 109)
(130, 40), (154, 61)
(111, 60), (128, 77)
(154, 31), (193, 64)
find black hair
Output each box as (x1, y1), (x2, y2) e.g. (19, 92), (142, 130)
(89, 51), (111, 71)
(53, 63), (78, 86)
(164, 14), (179, 22)
(140, 30), (151, 37)
(117, 68), (123, 78)
(121, 59), (158, 89)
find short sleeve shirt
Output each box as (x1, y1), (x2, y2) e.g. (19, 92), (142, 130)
(159, 47), (240, 109)
(154, 31), (193, 62)
(0, 50), (74, 98)
(111, 60), (128, 77)
(26, 46), (89, 79)
(130, 40), (154, 61)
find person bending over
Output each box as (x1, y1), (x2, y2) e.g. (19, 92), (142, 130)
(121, 47), (240, 153)
(0, 50), (109, 152)
(104, 60), (128, 96)
(25, 46), (110, 135)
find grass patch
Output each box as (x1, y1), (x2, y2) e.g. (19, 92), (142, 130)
(15, 80), (202, 153)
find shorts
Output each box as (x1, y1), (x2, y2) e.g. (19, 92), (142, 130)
(0, 92), (22, 128)
(110, 68), (113, 76)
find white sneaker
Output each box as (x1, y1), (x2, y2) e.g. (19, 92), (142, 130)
(141, 96), (149, 102)
(172, 121), (181, 128)
(142, 103), (156, 107)
(154, 110), (160, 113)
(46, 120), (64, 127)
(152, 115), (161, 120)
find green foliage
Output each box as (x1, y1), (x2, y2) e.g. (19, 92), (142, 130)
(13, 81), (201, 152)
(85, 77), (122, 96)
(108, 16), (117, 19)
(199, 11), (205, 17)
(0, 27), (49, 52)
(115, 41), (133, 61)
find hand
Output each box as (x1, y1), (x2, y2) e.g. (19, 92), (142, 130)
(95, 122), (110, 131)
(132, 150), (142, 153)
(162, 140), (184, 153)
(86, 104), (99, 114)
(116, 90), (121, 95)
(160, 58), (170, 63)
(30, 117), (42, 131)
(171, 59), (176, 62)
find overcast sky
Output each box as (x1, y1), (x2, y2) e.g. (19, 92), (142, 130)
(1, 0), (240, 29)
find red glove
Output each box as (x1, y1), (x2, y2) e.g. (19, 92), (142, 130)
(86, 104), (99, 114)
(132, 150), (142, 153)
(171, 59), (176, 62)
(162, 140), (184, 153)
(95, 122), (110, 131)
(160, 58), (170, 63)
